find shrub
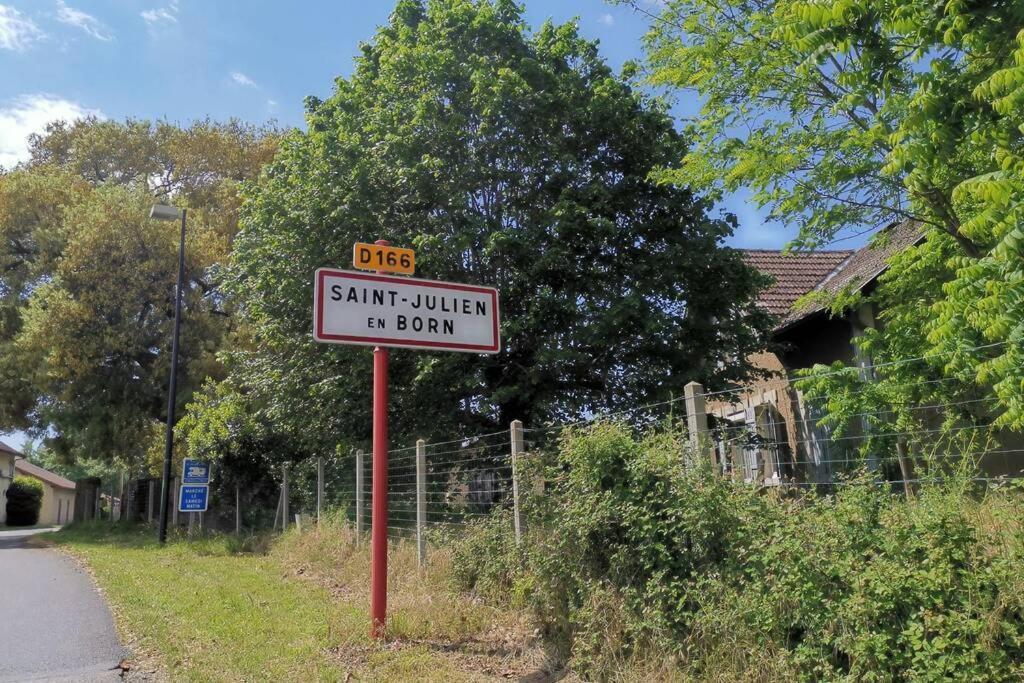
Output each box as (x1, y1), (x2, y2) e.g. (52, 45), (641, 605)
(6, 476), (44, 526)
(447, 509), (525, 605)
(454, 421), (1024, 681)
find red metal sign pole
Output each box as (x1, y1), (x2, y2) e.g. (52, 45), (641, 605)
(370, 240), (390, 639)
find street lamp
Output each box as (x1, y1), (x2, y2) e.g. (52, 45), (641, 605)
(150, 203), (186, 544)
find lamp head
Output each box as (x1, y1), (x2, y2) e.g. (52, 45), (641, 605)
(149, 204), (182, 221)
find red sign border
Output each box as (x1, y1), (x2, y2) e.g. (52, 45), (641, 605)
(313, 268), (501, 353)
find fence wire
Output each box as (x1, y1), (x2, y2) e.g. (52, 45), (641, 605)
(143, 341), (1023, 538)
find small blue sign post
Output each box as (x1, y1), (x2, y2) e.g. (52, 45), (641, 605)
(179, 459), (211, 512)
(182, 459), (211, 485)
(179, 484), (209, 512)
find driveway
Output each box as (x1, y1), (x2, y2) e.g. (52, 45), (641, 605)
(0, 527), (128, 682)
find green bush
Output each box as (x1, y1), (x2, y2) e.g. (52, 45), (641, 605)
(447, 509), (525, 605)
(454, 422), (1024, 681)
(6, 476), (44, 526)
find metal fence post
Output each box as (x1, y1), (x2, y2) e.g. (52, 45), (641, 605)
(511, 420), (524, 545)
(684, 382), (715, 470)
(282, 463), (290, 530)
(416, 439), (426, 567)
(316, 457), (324, 523)
(356, 449), (365, 542)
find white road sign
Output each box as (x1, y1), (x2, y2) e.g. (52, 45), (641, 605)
(313, 269), (500, 353)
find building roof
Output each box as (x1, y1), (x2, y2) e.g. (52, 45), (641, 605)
(743, 221), (925, 330)
(14, 458), (76, 490)
(0, 439), (20, 456)
(742, 250), (853, 317)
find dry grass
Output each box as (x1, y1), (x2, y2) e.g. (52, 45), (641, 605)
(272, 515), (555, 681)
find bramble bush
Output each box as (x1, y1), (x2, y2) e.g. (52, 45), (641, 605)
(450, 422), (1024, 681)
(5, 476), (44, 526)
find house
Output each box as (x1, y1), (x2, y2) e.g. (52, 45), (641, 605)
(0, 440), (17, 525)
(13, 458), (77, 525)
(709, 221), (925, 483)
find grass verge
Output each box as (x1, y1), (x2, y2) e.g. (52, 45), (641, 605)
(52, 519), (545, 682)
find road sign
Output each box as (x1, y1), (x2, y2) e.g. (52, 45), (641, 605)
(313, 269), (500, 353)
(353, 242), (415, 275)
(181, 459), (210, 485)
(314, 245), (502, 639)
(178, 484), (209, 512)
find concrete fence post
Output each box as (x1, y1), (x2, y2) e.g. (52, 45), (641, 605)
(117, 471), (126, 522)
(273, 487), (283, 531)
(355, 449), (365, 542)
(147, 479), (155, 524)
(282, 463), (290, 530)
(416, 439), (426, 568)
(316, 457), (325, 524)
(171, 476), (179, 527)
(511, 420), (524, 545)
(684, 382), (715, 471)
(235, 484), (242, 535)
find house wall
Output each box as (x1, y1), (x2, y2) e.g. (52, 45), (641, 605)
(0, 452), (15, 525)
(708, 313), (860, 484)
(709, 345), (852, 484)
(36, 483), (76, 525)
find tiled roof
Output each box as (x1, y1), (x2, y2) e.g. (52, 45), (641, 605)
(0, 439), (20, 456)
(14, 458), (76, 490)
(742, 250), (853, 316)
(743, 221), (925, 329)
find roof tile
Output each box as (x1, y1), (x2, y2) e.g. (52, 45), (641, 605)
(741, 249), (853, 316)
(742, 221), (925, 328)
(14, 458), (76, 490)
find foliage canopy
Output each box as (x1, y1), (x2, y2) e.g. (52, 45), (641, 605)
(221, 0), (773, 455)
(0, 118), (278, 466)
(634, 0), (1024, 429)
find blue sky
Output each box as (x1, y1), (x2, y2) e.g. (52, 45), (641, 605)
(0, 0), (789, 450)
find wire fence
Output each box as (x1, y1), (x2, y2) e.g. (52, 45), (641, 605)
(118, 340), (1024, 547)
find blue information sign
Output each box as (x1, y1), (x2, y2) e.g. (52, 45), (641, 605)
(178, 484), (209, 512)
(182, 459), (210, 485)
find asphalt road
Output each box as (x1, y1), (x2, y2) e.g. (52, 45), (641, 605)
(0, 527), (128, 682)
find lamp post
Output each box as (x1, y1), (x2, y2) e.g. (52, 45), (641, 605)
(150, 203), (186, 544)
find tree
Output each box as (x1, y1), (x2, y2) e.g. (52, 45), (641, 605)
(0, 118), (279, 466)
(221, 0), (773, 455)
(633, 0), (1024, 429)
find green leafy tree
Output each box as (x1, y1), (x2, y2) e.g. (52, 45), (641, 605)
(222, 0), (773, 454)
(633, 0), (1024, 430)
(0, 118), (278, 466)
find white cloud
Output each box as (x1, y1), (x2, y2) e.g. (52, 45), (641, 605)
(0, 5), (44, 51)
(0, 94), (101, 169)
(231, 71), (257, 88)
(266, 99), (278, 109)
(56, 1), (113, 41)
(141, 2), (178, 28)
(599, 13), (615, 26)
